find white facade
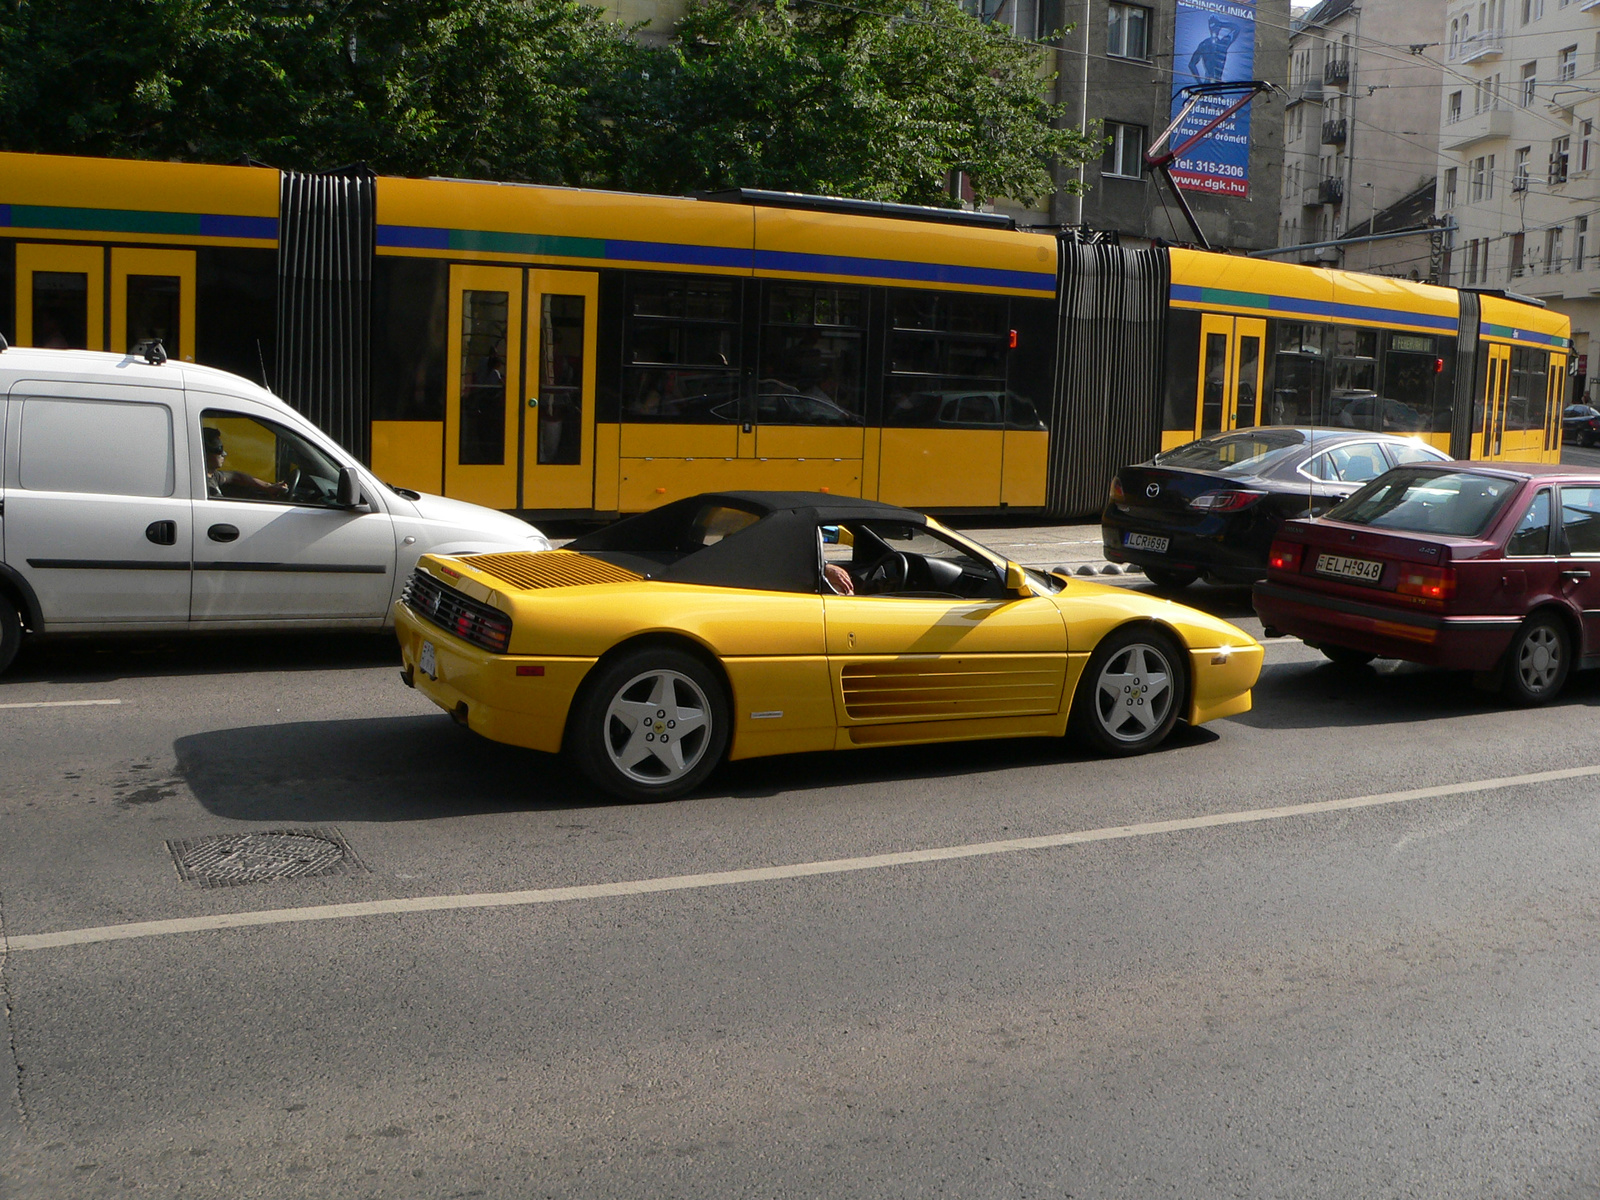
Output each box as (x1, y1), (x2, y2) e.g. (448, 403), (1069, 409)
(1436, 0), (1600, 399)
(1281, 0), (1443, 275)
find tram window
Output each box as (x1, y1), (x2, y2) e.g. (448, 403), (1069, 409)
(1268, 325), (1327, 426)
(1329, 327), (1378, 426)
(758, 284), (866, 425)
(125, 275), (180, 356)
(459, 289), (509, 465)
(196, 248), (277, 386)
(537, 294), (584, 464)
(1201, 332), (1227, 434)
(1163, 309), (1202, 429)
(371, 256), (447, 421)
(1507, 347), (1549, 430)
(623, 274), (741, 423)
(885, 290), (1009, 427)
(32, 271), (88, 349)
(1379, 340), (1439, 434)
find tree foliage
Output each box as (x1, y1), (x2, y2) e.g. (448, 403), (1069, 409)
(0, 0), (1093, 206)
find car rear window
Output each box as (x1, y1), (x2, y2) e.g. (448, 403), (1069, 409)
(1153, 429), (1304, 476)
(1325, 468), (1519, 537)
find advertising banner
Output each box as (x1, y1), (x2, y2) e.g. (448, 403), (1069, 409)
(1169, 0), (1256, 197)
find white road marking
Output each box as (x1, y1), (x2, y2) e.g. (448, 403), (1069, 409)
(6, 762), (1599, 955)
(0, 699), (122, 710)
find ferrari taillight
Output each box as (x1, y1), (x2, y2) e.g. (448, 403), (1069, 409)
(1396, 564), (1456, 607)
(1267, 540), (1303, 572)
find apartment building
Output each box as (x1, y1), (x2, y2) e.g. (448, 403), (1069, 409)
(1279, 0), (1443, 275)
(1437, 0), (1600, 399)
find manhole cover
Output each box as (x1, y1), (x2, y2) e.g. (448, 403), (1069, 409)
(166, 828), (366, 889)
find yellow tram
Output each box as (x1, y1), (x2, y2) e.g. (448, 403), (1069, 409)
(0, 151), (1570, 518)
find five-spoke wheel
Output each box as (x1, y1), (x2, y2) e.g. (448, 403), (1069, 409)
(1071, 625), (1186, 755)
(569, 647), (729, 800)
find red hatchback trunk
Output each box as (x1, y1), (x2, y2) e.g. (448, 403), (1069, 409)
(1253, 463), (1600, 704)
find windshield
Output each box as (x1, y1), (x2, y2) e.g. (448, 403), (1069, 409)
(1326, 468), (1520, 537)
(1153, 429), (1305, 477)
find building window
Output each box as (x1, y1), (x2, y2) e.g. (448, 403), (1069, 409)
(1102, 121), (1145, 178)
(1443, 167), (1458, 208)
(1522, 62), (1538, 106)
(1511, 232), (1526, 277)
(1448, 91), (1463, 123)
(1560, 45), (1578, 80)
(1514, 146), (1531, 190)
(1576, 217), (1588, 270)
(1467, 238), (1482, 283)
(1583, 120), (1594, 171)
(1471, 154), (1496, 200)
(1107, 2), (1150, 60)
(1546, 226), (1565, 272)
(1552, 135), (1571, 183)
(1521, 0), (1543, 22)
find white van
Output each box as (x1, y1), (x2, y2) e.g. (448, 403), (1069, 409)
(0, 344), (550, 675)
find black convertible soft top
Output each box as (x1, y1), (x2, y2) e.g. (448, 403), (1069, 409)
(565, 491), (927, 593)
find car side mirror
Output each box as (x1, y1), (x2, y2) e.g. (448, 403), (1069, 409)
(1004, 561), (1034, 598)
(336, 466), (362, 508)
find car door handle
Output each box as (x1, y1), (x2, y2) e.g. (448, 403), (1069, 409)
(1561, 569), (1592, 582)
(145, 520), (177, 546)
(207, 524), (240, 543)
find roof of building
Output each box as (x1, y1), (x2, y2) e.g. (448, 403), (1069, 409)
(1297, 0), (1355, 31)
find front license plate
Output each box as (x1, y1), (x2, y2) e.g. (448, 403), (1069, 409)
(419, 640), (436, 679)
(1124, 532), (1170, 554)
(1316, 553), (1384, 583)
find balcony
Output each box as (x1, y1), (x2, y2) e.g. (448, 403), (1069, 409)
(1321, 118), (1348, 145)
(1454, 29), (1505, 63)
(1441, 107), (1512, 151)
(1319, 177), (1345, 205)
(1287, 77), (1324, 106)
(1324, 58), (1350, 87)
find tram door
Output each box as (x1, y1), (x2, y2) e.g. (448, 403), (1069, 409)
(15, 244), (104, 350)
(16, 244), (196, 361)
(445, 265), (598, 511)
(1482, 342), (1512, 459)
(1195, 315), (1267, 437)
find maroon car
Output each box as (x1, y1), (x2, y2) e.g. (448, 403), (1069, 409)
(1253, 462), (1600, 705)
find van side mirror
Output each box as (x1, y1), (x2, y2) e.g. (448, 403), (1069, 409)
(336, 466), (362, 508)
(1004, 561), (1034, 598)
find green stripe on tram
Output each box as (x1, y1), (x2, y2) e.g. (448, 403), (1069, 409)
(1192, 287), (1272, 309)
(9, 204), (203, 235)
(447, 229), (605, 258)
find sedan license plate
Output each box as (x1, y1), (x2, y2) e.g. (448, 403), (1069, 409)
(419, 640), (436, 679)
(1316, 553), (1384, 584)
(1124, 532), (1170, 554)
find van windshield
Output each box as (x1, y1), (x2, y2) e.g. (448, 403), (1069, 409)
(1153, 429), (1305, 477)
(1326, 468), (1519, 537)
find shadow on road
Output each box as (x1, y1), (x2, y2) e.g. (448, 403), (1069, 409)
(173, 714), (1218, 820)
(4, 630), (400, 684)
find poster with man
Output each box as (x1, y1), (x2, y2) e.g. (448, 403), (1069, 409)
(1169, 0), (1257, 197)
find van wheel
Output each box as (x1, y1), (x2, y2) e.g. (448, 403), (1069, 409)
(0, 597), (21, 677)
(568, 647), (729, 801)
(1501, 613), (1570, 706)
(1070, 625), (1187, 756)
(1145, 567), (1199, 591)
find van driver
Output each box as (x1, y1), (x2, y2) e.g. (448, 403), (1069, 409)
(203, 426), (288, 501)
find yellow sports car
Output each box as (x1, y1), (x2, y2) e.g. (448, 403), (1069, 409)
(395, 492), (1262, 800)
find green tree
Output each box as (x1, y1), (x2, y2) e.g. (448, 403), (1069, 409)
(0, 0), (1094, 207)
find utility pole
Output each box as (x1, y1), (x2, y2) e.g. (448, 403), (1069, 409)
(1342, 7), (1360, 261)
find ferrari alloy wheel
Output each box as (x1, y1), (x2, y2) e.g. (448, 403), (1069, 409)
(569, 647), (729, 801)
(1071, 625), (1186, 756)
(1501, 613), (1570, 707)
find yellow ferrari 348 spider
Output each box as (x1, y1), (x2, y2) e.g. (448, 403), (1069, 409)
(395, 492), (1262, 801)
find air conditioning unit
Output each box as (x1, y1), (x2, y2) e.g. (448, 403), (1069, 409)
(1315, 245), (1342, 262)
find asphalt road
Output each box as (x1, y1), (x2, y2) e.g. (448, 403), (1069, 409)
(5, 579), (1600, 1198)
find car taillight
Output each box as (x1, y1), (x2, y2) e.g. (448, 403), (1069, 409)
(1396, 564), (1456, 606)
(1190, 489), (1265, 512)
(1267, 540), (1303, 572)
(453, 609), (512, 653)
(1109, 476), (1126, 503)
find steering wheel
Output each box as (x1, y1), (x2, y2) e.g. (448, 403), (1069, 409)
(862, 551), (909, 595)
(285, 466), (304, 497)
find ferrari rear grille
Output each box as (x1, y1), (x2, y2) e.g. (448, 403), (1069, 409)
(402, 570), (512, 653)
(463, 550), (641, 591)
(841, 658), (1063, 720)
